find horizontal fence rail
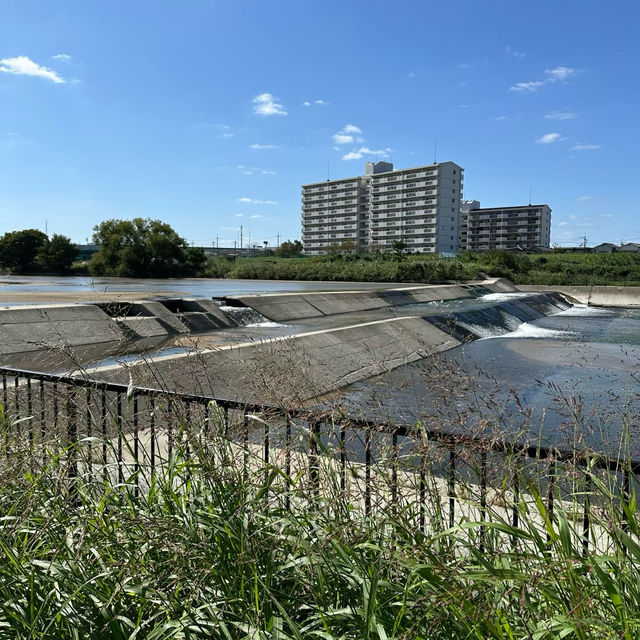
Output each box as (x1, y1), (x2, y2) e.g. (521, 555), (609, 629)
(0, 365), (637, 554)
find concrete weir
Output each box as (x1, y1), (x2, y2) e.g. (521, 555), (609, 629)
(0, 277), (604, 404)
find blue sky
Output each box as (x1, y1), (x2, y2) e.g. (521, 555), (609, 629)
(1, 0), (638, 248)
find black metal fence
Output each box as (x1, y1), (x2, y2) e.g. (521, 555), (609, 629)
(0, 366), (636, 551)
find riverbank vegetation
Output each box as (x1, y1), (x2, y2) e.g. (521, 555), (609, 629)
(0, 426), (638, 638)
(200, 249), (640, 286)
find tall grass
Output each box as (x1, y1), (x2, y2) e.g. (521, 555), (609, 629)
(0, 407), (639, 639)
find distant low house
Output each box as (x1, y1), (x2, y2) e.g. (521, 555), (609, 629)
(619, 242), (640, 252)
(593, 242), (618, 253)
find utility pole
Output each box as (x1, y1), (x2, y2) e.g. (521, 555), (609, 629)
(277, 233), (280, 248)
(216, 236), (219, 255)
(240, 225), (243, 254)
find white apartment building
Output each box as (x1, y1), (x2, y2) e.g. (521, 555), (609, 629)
(301, 160), (464, 255)
(460, 202), (551, 251)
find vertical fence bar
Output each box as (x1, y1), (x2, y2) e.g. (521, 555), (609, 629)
(582, 473), (591, 556)
(1, 374), (6, 453)
(419, 448), (426, 533)
(53, 382), (58, 432)
(86, 387), (92, 475)
(309, 419), (320, 499)
(448, 448), (456, 529)
(391, 430), (398, 509)
(14, 376), (20, 442)
(547, 458), (556, 544)
(512, 469), (520, 529)
(243, 411), (249, 484)
(285, 415), (291, 511)
(66, 386), (78, 485)
(117, 392), (124, 484)
(39, 380), (45, 458)
(340, 422), (346, 494)
(101, 388), (108, 482)
(365, 424), (372, 516)
(480, 449), (487, 552)
(149, 396), (156, 475)
(167, 398), (174, 461)
(133, 394), (139, 496)
(26, 378), (33, 448)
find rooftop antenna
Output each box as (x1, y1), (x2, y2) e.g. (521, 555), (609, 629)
(529, 185), (532, 206)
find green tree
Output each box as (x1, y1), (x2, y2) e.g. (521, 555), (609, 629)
(37, 234), (77, 273)
(274, 240), (303, 258)
(89, 218), (190, 278)
(0, 229), (48, 273)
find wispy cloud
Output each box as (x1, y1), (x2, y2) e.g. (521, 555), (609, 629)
(407, 71), (416, 78)
(332, 124), (364, 145)
(509, 80), (545, 93)
(250, 214), (264, 219)
(509, 66), (578, 92)
(220, 132), (234, 138)
(536, 132), (563, 144)
(0, 55), (65, 83)
(491, 115), (508, 121)
(602, 213), (613, 218)
(545, 111), (578, 120)
(505, 45), (525, 58)
(236, 165), (276, 176)
(546, 66), (577, 81)
(52, 53), (72, 62)
(302, 99), (330, 106)
(571, 143), (601, 151)
(577, 195), (592, 201)
(235, 214), (244, 218)
(250, 143), (279, 150)
(557, 221), (568, 227)
(252, 92), (287, 116)
(236, 197), (278, 205)
(343, 147), (391, 161)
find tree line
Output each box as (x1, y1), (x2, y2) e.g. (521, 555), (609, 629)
(0, 220), (303, 277)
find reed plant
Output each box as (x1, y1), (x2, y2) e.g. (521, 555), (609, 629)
(0, 395), (638, 640)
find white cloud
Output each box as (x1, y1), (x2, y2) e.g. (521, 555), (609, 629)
(571, 143), (602, 151)
(342, 146), (390, 161)
(536, 132), (563, 144)
(220, 132), (234, 138)
(250, 214), (264, 219)
(491, 115), (508, 121)
(545, 111), (578, 120)
(509, 80), (545, 93)
(342, 124), (362, 134)
(545, 66), (577, 81)
(602, 213), (613, 218)
(52, 53), (72, 62)
(333, 124), (364, 145)
(252, 92), (287, 116)
(505, 45), (525, 58)
(510, 66), (578, 93)
(458, 63), (470, 70)
(302, 101), (311, 106)
(262, 169), (276, 175)
(0, 55), (65, 83)
(557, 222), (568, 227)
(235, 214), (244, 218)
(314, 99), (329, 105)
(333, 133), (354, 145)
(250, 143), (279, 149)
(236, 197), (278, 205)
(577, 195), (592, 201)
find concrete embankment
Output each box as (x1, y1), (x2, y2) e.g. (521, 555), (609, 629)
(220, 278), (517, 322)
(91, 315), (461, 405)
(0, 298), (237, 369)
(517, 284), (640, 307)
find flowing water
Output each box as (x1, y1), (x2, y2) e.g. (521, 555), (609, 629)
(337, 301), (640, 457)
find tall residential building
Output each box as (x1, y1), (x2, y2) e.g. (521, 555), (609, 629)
(459, 203), (552, 251)
(301, 160), (464, 255)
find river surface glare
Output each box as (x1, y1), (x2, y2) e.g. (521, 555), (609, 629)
(338, 303), (640, 457)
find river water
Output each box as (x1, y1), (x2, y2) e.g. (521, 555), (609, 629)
(337, 303), (640, 457)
